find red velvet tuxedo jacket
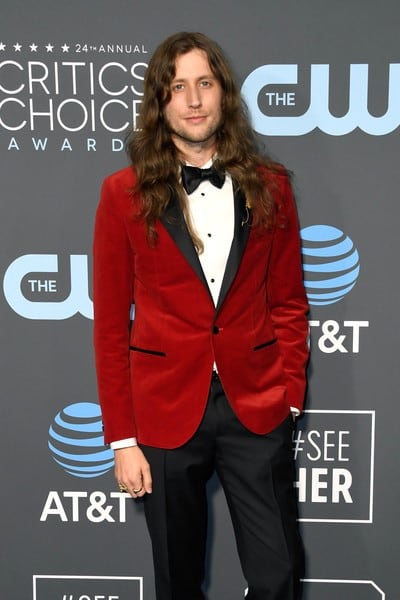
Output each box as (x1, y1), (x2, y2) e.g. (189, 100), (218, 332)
(93, 166), (309, 448)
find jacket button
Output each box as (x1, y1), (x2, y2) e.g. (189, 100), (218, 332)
(213, 326), (219, 334)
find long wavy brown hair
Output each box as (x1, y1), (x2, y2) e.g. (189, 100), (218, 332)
(126, 31), (282, 249)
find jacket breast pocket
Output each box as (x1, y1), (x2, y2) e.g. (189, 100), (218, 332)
(253, 338), (277, 351)
(129, 345), (166, 357)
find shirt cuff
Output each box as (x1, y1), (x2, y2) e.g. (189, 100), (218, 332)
(110, 437), (138, 450)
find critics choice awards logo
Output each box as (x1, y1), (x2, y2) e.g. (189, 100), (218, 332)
(0, 39), (149, 152)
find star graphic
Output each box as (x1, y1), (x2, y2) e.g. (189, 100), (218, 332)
(0, 42), (6, 51)
(45, 43), (54, 52)
(14, 42), (22, 52)
(29, 43), (38, 52)
(61, 43), (70, 53)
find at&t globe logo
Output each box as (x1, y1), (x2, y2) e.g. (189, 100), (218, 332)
(48, 402), (114, 477)
(300, 225), (360, 306)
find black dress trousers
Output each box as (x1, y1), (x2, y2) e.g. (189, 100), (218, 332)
(141, 373), (304, 600)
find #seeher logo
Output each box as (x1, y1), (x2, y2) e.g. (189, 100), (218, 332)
(48, 402), (114, 478)
(300, 225), (360, 306)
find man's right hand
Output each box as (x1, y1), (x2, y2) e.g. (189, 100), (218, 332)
(114, 445), (152, 498)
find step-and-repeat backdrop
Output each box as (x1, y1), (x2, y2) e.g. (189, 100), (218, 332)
(1, 1), (398, 598)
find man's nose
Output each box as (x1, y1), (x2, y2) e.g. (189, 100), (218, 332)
(187, 85), (201, 108)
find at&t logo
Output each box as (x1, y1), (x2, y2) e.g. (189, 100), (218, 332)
(48, 402), (113, 477)
(40, 490), (133, 523)
(241, 63), (400, 136)
(3, 253), (92, 319)
(300, 225), (359, 306)
(301, 225), (368, 353)
(41, 402), (132, 524)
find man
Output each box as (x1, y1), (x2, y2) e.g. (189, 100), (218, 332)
(94, 31), (309, 600)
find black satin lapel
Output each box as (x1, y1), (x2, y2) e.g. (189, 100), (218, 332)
(159, 192), (210, 291)
(215, 188), (251, 313)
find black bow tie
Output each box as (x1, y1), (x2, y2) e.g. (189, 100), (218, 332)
(181, 165), (225, 195)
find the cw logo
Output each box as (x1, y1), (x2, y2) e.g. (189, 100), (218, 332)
(241, 63), (400, 136)
(3, 254), (92, 320)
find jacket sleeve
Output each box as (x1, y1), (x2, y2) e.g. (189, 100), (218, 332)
(93, 174), (136, 444)
(267, 173), (309, 412)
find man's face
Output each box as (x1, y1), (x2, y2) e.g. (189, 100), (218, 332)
(164, 48), (223, 157)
